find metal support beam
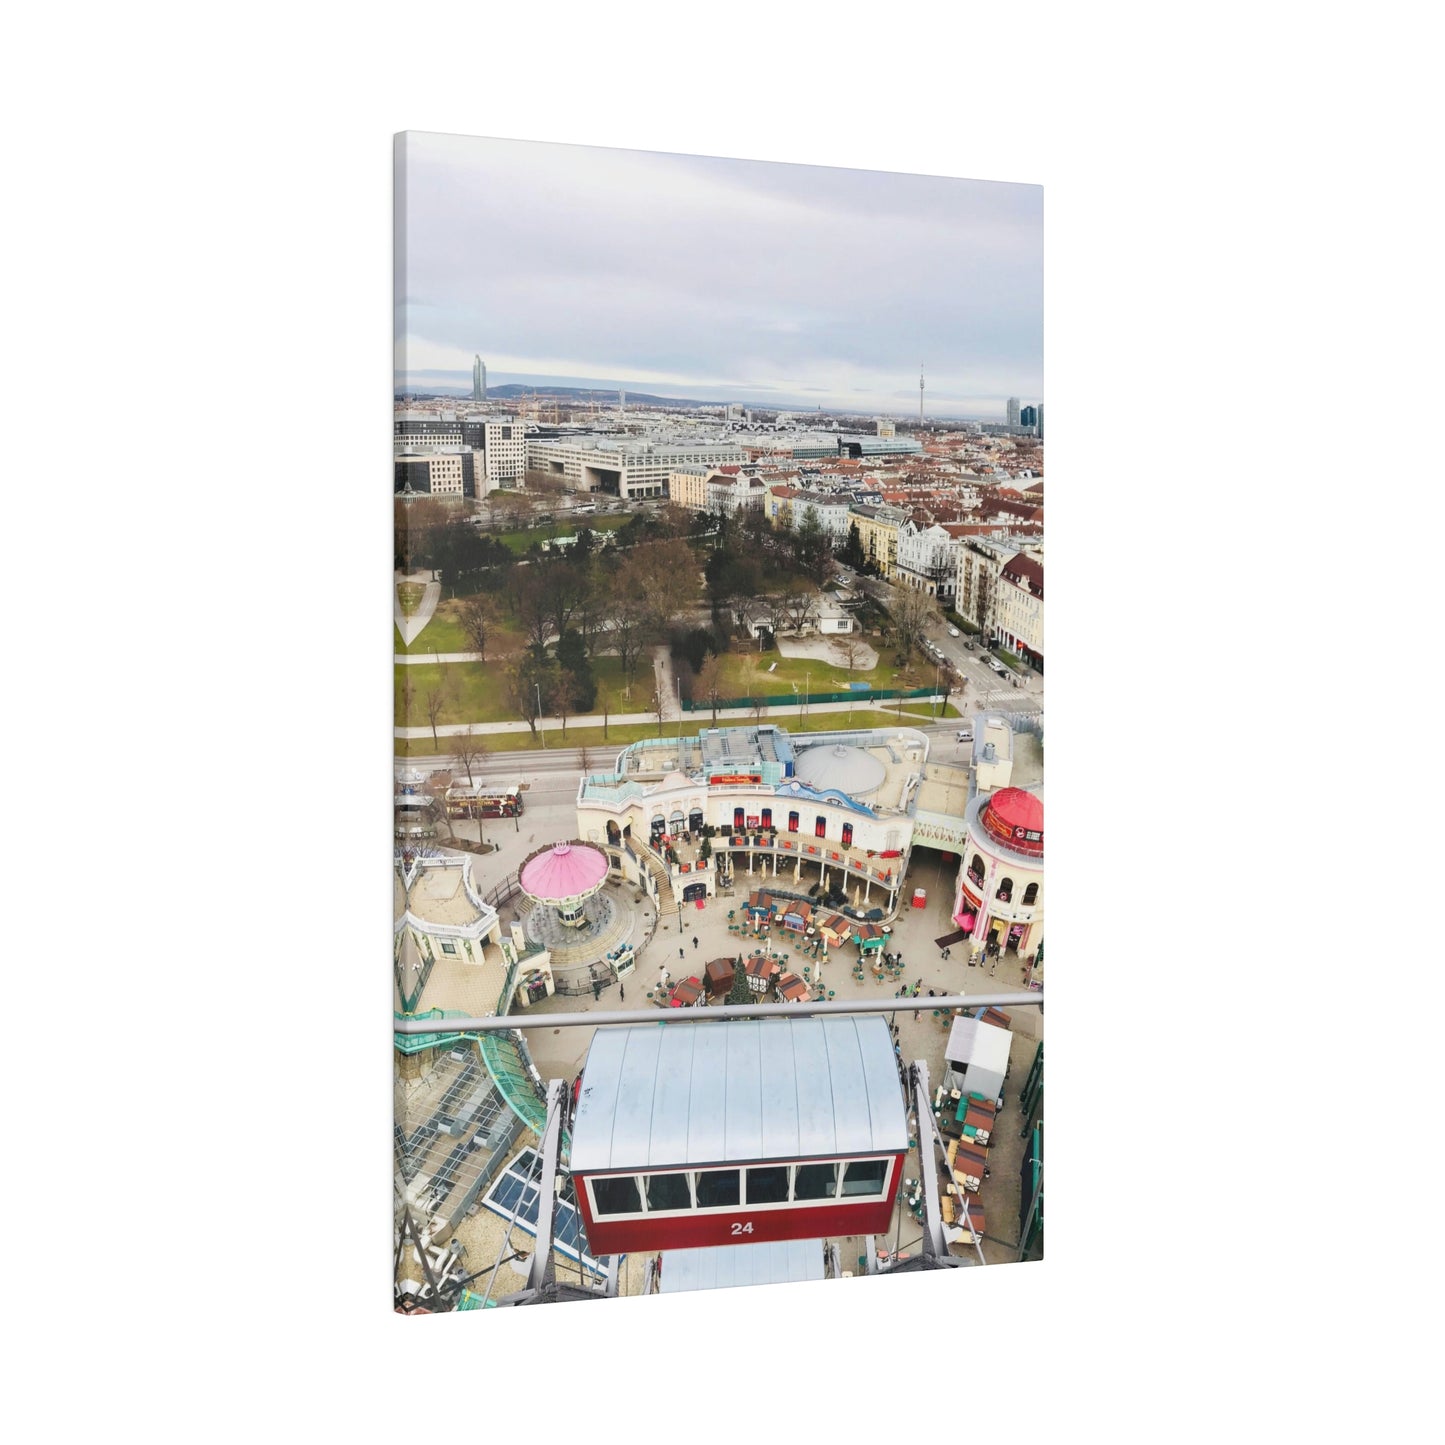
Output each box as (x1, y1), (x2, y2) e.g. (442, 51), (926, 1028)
(910, 1061), (947, 1260)
(522, 1078), (565, 1296)
(395, 990), (1042, 1035)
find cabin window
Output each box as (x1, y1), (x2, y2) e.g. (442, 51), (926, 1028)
(694, 1169), (741, 1208)
(1022, 882), (1038, 905)
(793, 1161), (838, 1201)
(592, 1175), (642, 1216)
(644, 1172), (692, 1212)
(745, 1166), (790, 1205)
(788, 811), (799, 833)
(839, 1159), (889, 1198)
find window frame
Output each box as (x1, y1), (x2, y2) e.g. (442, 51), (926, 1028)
(582, 1155), (897, 1222)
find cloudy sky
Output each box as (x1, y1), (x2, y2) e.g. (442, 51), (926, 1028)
(396, 132), (1042, 418)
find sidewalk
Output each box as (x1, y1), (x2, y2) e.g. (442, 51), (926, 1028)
(394, 694), (963, 739)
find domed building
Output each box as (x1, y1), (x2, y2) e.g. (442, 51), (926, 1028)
(951, 785), (1044, 964)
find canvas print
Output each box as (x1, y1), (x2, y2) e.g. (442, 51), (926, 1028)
(393, 132), (1044, 1312)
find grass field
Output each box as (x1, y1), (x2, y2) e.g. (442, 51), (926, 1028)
(714, 648), (929, 699)
(492, 512), (632, 555)
(395, 648), (653, 729)
(395, 598), (529, 656)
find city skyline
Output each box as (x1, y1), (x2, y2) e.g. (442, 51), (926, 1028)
(395, 133), (1043, 417)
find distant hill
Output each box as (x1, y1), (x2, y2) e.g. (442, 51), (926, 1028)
(485, 383), (717, 409)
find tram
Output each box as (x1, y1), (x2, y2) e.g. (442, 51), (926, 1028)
(570, 1015), (908, 1254)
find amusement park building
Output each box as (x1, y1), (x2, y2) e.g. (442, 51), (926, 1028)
(950, 784), (1044, 964)
(576, 725), (940, 914)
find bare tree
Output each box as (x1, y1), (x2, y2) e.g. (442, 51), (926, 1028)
(424, 685), (447, 749)
(506, 659), (549, 739)
(457, 598), (490, 659)
(634, 537), (701, 636)
(694, 653), (727, 726)
(400, 670), (418, 729)
(759, 591), (791, 638)
(839, 633), (866, 674)
(453, 725), (486, 786)
(782, 586), (820, 636)
(553, 671), (581, 740)
(887, 586), (943, 661)
(603, 581), (652, 691)
(511, 566), (554, 652)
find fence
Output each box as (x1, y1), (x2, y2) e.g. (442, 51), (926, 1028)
(681, 685), (937, 712)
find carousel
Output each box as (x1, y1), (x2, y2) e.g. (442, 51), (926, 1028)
(518, 841), (610, 937)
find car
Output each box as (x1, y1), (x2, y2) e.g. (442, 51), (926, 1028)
(947, 626), (960, 637)
(963, 639), (975, 651)
(955, 728), (973, 743)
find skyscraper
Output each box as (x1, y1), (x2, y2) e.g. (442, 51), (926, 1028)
(472, 356), (485, 402)
(1006, 397), (1021, 428)
(1020, 404), (1037, 428)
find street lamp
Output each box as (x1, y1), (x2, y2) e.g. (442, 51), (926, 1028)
(536, 682), (546, 750)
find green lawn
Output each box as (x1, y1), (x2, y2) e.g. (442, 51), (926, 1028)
(493, 513), (632, 555)
(714, 648), (929, 699)
(396, 598), (529, 656)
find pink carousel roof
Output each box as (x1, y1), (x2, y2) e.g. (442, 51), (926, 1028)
(519, 841), (609, 902)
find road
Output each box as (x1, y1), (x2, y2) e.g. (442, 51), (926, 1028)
(403, 720), (987, 785)
(834, 565), (1044, 714)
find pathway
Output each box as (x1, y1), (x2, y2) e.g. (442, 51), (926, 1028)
(394, 572), (441, 647)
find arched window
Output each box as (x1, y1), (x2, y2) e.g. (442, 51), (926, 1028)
(788, 811), (799, 833)
(996, 876), (1014, 903)
(760, 808), (772, 829)
(734, 807), (745, 831)
(969, 854), (985, 885)
(841, 822), (854, 847)
(1022, 882), (1039, 906)
(815, 816), (827, 838)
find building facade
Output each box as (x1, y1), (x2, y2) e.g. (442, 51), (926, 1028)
(950, 785), (1043, 963)
(994, 552), (1044, 670)
(576, 725), (933, 914)
(895, 520), (960, 599)
(527, 436), (743, 500)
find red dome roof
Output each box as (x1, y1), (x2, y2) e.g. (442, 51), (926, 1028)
(979, 788), (1043, 855)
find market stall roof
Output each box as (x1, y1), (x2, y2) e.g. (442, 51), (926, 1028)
(660, 1237), (825, 1294)
(943, 1017), (1012, 1102)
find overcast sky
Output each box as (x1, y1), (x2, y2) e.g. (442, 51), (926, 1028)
(396, 132), (1042, 418)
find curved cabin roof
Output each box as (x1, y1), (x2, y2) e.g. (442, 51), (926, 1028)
(570, 1016), (907, 1172)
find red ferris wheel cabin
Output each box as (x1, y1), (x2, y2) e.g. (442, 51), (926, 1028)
(570, 1015), (909, 1256)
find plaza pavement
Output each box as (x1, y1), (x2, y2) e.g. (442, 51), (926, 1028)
(509, 843), (1041, 1269)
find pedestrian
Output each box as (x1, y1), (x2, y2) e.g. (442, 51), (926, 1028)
(619, 983), (625, 1003)
(692, 936), (699, 950)
(679, 946), (685, 960)
(591, 980), (601, 1001)
(913, 978), (922, 994)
